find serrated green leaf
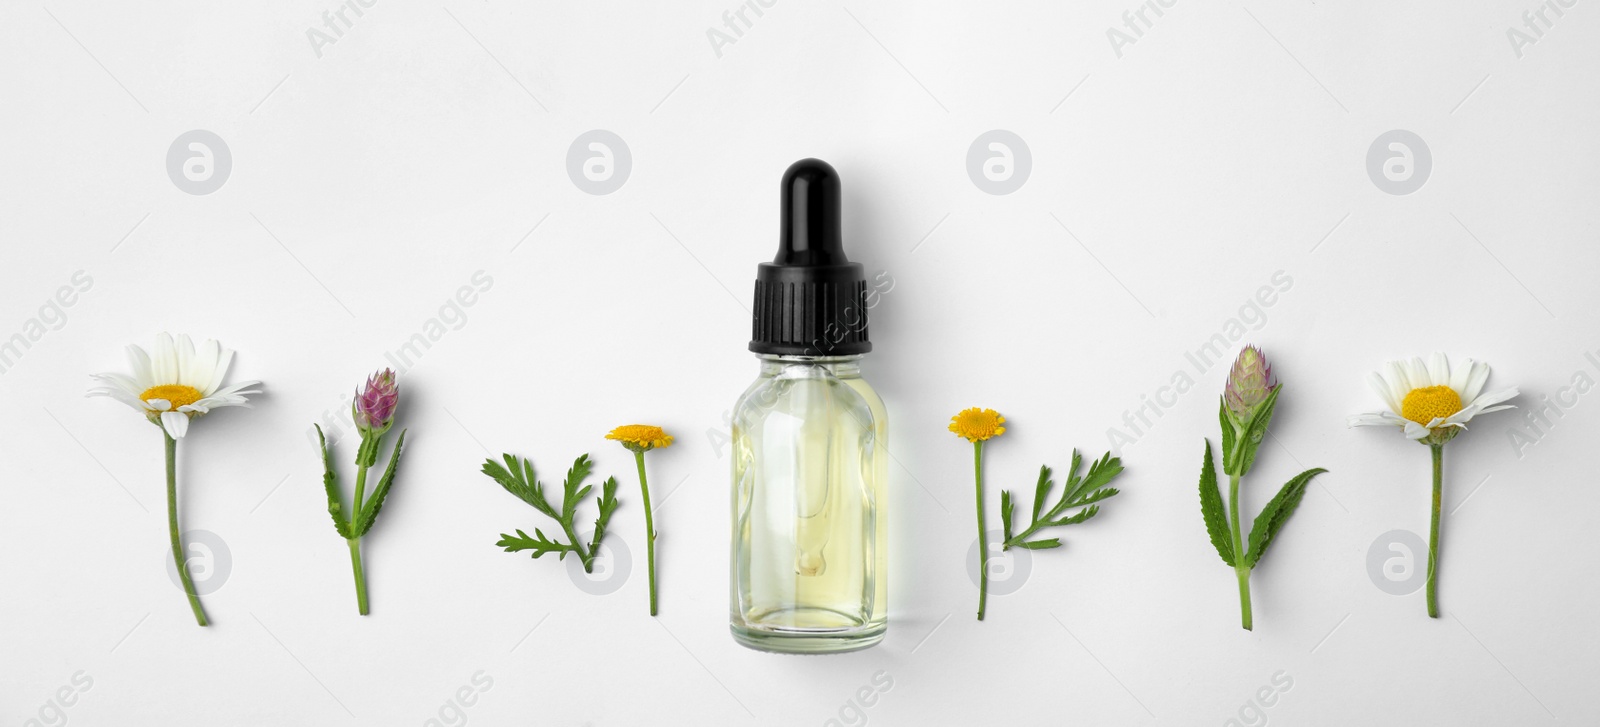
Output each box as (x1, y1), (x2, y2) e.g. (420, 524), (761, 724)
(1003, 450), (1127, 549)
(496, 528), (577, 559)
(1017, 538), (1062, 550)
(1198, 439), (1234, 567)
(316, 424), (353, 539)
(1244, 467), (1324, 568)
(356, 430), (406, 537)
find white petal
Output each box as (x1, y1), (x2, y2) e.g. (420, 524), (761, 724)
(1477, 404), (1516, 415)
(1348, 412), (1402, 428)
(90, 372), (142, 395)
(145, 398), (172, 411)
(191, 338), (220, 395)
(176, 334), (198, 389)
(208, 347), (236, 396)
(1385, 360), (1413, 397)
(125, 345), (154, 390)
(153, 333), (178, 385)
(1461, 361), (1492, 404)
(1428, 353), (1449, 388)
(1407, 357), (1431, 389)
(160, 411), (190, 438)
(1449, 358), (1474, 396)
(1367, 372), (1400, 414)
(1403, 420), (1431, 440)
(1467, 386), (1518, 410)
(89, 387), (152, 412)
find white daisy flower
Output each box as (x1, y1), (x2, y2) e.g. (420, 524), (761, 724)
(88, 332), (261, 439)
(1348, 353), (1517, 444)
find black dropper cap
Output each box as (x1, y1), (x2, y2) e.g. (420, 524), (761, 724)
(749, 158), (871, 357)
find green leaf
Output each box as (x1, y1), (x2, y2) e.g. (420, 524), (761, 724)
(1030, 465), (1053, 524)
(1244, 467), (1325, 568)
(316, 425), (352, 539)
(482, 454), (557, 519)
(1048, 504), (1100, 527)
(1219, 399), (1238, 475)
(588, 476), (620, 557)
(496, 528), (578, 560)
(1198, 439), (1234, 567)
(1002, 450), (1128, 549)
(1233, 386), (1281, 477)
(355, 428), (381, 468)
(356, 430), (406, 537)
(561, 455), (594, 521)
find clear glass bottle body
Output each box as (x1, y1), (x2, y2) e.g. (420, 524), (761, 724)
(730, 355), (888, 653)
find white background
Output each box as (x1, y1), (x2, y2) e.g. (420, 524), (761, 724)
(2, 0), (1597, 725)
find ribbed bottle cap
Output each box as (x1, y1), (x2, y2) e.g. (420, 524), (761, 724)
(749, 159), (871, 356)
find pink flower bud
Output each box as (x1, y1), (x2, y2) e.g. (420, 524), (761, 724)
(1224, 346), (1278, 421)
(354, 369), (399, 433)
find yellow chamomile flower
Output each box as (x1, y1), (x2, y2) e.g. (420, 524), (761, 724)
(606, 424), (675, 452)
(607, 424), (673, 615)
(88, 332), (260, 440)
(949, 408), (1006, 443)
(950, 407), (1005, 620)
(1348, 353), (1517, 445)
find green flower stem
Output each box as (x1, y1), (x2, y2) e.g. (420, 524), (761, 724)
(1427, 443), (1444, 619)
(1229, 472), (1252, 631)
(974, 440), (989, 621)
(348, 464), (370, 615)
(634, 450), (658, 616)
(165, 432), (209, 627)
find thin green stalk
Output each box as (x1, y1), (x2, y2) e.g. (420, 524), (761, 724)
(349, 464), (370, 615)
(1427, 444), (1443, 619)
(1229, 472), (1252, 631)
(974, 440), (988, 621)
(165, 432), (209, 627)
(634, 451), (658, 616)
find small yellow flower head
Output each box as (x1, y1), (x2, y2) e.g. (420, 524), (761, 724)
(607, 424), (674, 453)
(949, 408), (1006, 442)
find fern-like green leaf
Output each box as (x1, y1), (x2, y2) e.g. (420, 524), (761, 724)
(496, 528), (578, 560)
(1002, 450), (1127, 549)
(1243, 467), (1324, 568)
(1017, 538), (1062, 550)
(588, 476), (620, 557)
(1030, 465), (1052, 524)
(1000, 489), (1015, 546)
(1198, 439), (1234, 567)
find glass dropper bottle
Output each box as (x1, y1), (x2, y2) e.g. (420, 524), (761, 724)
(729, 158), (889, 654)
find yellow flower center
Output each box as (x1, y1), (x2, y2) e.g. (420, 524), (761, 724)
(140, 384), (203, 410)
(949, 408), (1006, 442)
(1401, 385), (1463, 425)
